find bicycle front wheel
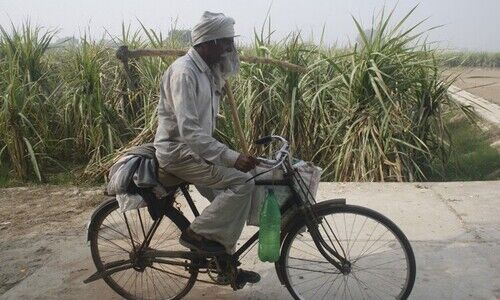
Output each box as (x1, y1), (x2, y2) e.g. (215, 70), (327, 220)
(279, 204), (416, 300)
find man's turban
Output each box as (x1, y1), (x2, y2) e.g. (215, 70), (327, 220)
(191, 11), (237, 46)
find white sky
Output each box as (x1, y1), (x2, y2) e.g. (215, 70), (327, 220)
(1, 0), (500, 51)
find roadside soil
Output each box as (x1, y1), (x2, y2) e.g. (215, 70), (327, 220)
(0, 185), (106, 295)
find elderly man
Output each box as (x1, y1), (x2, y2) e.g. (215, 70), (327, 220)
(154, 11), (259, 277)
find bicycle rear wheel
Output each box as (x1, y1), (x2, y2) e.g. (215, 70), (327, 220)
(279, 204), (416, 299)
(88, 199), (197, 300)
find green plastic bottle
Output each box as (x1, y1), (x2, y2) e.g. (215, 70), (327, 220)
(258, 189), (281, 262)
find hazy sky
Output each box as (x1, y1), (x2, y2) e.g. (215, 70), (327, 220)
(1, 0), (500, 51)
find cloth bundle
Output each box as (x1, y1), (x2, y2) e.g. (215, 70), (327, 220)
(106, 144), (168, 217)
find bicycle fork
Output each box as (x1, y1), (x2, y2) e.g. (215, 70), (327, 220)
(301, 206), (352, 274)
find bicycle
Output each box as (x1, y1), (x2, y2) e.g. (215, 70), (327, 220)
(84, 135), (416, 299)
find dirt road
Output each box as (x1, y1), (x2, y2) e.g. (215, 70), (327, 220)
(1, 182), (499, 299)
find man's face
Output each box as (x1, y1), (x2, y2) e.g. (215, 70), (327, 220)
(205, 37), (234, 65)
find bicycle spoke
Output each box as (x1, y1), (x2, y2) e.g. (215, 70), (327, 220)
(322, 273), (343, 300)
(347, 216), (368, 257)
(350, 272), (369, 300)
(151, 219), (173, 248)
(354, 229), (389, 262)
(152, 223), (177, 249)
(298, 274), (333, 295)
(101, 223), (138, 245)
(98, 234), (131, 253)
(310, 273), (333, 299)
(346, 214), (357, 259)
(156, 267), (179, 291)
(343, 213), (350, 259)
(289, 256), (332, 263)
(290, 244), (324, 260)
(354, 256), (406, 270)
(287, 265), (341, 274)
(352, 270), (397, 298)
(295, 233), (328, 254)
(354, 240), (401, 262)
(152, 264), (185, 280)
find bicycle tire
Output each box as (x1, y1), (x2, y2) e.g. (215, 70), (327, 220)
(278, 204), (416, 300)
(88, 199), (198, 300)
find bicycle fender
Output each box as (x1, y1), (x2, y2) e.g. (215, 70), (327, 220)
(85, 198), (118, 243)
(275, 198), (346, 285)
(85, 198), (191, 243)
(280, 198), (346, 239)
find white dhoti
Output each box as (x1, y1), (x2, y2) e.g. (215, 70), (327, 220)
(160, 154), (254, 253)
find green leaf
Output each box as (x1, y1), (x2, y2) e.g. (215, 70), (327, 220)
(23, 137), (42, 182)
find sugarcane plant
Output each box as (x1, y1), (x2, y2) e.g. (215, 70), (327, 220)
(0, 6), (473, 183)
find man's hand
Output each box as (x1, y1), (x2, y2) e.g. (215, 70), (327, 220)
(234, 154), (259, 173)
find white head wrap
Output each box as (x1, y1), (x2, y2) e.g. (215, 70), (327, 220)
(191, 11), (237, 46)
(192, 11), (240, 80)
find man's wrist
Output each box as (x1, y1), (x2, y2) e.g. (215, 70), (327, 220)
(221, 148), (241, 168)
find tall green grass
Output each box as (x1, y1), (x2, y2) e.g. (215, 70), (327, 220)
(0, 23), (56, 181)
(0, 7), (483, 183)
(58, 37), (127, 164)
(232, 7), (462, 181)
(428, 109), (500, 180)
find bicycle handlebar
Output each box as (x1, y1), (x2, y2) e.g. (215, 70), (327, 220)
(254, 136), (273, 145)
(254, 135), (290, 167)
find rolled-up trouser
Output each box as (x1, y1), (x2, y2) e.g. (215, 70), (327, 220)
(159, 153), (254, 253)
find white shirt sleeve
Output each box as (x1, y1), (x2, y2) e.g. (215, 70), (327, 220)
(168, 70), (240, 168)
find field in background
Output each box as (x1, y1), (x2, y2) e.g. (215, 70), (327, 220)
(442, 52), (500, 68)
(1, 7), (499, 186)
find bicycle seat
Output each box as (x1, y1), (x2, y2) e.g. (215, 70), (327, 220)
(157, 166), (186, 188)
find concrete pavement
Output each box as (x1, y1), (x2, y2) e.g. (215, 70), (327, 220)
(449, 85), (500, 127)
(1, 182), (499, 299)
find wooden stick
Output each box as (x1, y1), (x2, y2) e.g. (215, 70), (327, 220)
(239, 55), (306, 73)
(224, 81), (249, 155)
(116, 46), (307, 73)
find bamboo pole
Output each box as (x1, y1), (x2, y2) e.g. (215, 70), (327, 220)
(115, 45), (306, 156)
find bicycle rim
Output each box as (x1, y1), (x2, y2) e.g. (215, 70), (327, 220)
(282, 205), (415, 300)
(90, 201), (197, 300)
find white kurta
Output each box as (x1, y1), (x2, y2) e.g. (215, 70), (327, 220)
(154, 47), (240, 167)
(154, 48), (254, 253)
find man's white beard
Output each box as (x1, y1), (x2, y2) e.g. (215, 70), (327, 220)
(216, 44), (240, 80)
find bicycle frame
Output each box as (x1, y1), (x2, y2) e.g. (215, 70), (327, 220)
(132, 164), (349, 273)
(84, 162), (349, 284)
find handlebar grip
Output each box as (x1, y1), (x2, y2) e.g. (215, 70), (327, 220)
(255, 136), (273, 145)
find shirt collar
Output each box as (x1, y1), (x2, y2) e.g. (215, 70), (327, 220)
(187, 47), (210, 73)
